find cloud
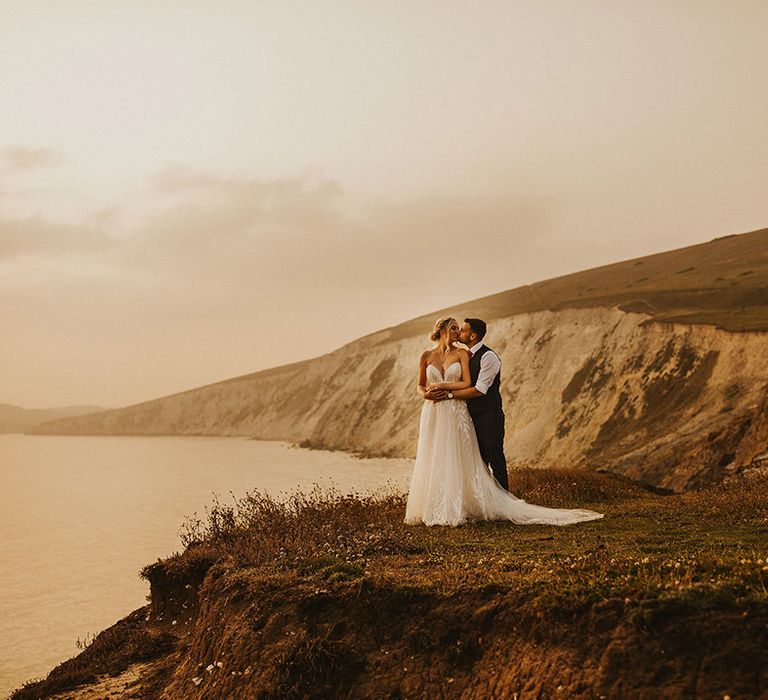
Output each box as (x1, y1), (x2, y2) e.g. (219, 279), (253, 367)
(143, 164), (345, 237)
(2, 165), (556, 308)
(116, 167), (558, 318)
(0, 216), (112, 261)
(1, 165), (559, 408)
(1, 146), (63, 172)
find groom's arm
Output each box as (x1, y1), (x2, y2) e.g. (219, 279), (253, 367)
(450, 351), (501, 400)
(475, 351), (501, 394)
(450, 386), (484, 400)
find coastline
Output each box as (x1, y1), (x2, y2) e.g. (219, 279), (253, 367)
(0, 435), (413, 698)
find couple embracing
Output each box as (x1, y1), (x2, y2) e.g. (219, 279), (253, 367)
(404, 316), (604, 527)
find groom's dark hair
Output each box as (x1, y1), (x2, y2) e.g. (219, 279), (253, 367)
(464, 318), (487, 341)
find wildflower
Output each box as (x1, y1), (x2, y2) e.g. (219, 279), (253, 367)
(192, 677), (202, 686)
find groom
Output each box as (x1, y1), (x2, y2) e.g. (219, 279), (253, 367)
(425, 318), (509, 491)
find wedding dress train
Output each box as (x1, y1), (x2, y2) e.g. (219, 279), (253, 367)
(404, 362), (604, 527)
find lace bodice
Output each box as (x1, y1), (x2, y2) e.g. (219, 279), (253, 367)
(427, 361), (462, 384)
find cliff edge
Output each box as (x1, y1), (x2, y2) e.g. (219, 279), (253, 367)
(12, 469), (768, 699)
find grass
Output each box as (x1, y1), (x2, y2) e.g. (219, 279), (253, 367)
(148, 467), (768, 618)
(385, 226), (768, 340)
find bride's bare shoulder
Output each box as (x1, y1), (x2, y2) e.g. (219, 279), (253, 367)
(420, 348), (436, 361)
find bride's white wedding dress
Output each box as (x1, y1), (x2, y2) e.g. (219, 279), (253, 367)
(404, 362), (604, 527)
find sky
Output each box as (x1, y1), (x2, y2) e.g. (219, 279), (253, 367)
(2, 1), (767, 409)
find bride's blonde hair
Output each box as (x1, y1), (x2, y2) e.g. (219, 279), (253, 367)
(430, 316), (455, 343)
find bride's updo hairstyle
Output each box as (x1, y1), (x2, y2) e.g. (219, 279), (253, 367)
(430, 316), (455, 342)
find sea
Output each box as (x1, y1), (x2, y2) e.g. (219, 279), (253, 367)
(0, 434), (414, 697)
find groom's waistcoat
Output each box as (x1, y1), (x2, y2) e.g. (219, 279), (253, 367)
(467, 345), (503, 417)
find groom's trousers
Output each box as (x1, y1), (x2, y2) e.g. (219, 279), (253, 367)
(473, 411), (509, 491)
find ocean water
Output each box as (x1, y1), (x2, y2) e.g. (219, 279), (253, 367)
(0, 434), (414, 697)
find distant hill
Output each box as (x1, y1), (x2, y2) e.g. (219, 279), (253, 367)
(0, 404), (109, 433)
(30, 227), (768, 490)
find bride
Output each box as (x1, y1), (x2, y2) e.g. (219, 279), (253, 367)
(404, 316), (604, 527)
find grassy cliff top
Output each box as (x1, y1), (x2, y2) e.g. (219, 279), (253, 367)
(13, 468), (768, 699)
(153, 467), (768, 600)
(385, 226), (768, 342)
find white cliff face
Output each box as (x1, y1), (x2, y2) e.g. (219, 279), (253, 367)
(33, 308), (768, 491)
(491, 309), (768, 490)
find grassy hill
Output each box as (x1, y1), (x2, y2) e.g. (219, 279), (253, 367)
(385, 227), (768, 344)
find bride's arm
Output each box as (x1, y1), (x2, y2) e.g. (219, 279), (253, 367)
(429, 349), (472, 390)
(417, 351), (430, 397)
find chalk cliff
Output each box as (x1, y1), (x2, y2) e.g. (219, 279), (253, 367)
(31, 228), (768, 491)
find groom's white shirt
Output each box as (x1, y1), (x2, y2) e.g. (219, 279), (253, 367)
(469, 341), (501, 395)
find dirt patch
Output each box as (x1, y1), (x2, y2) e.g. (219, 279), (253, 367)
(535, 328), (555, 350)
(641, 348), (719, 420)
(10, 607), (176, 700)
(47, 661), (157, 699)
(368, 357), (396, 390)
(561, 355), (611, 405)
(589, 344), (719, 464)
